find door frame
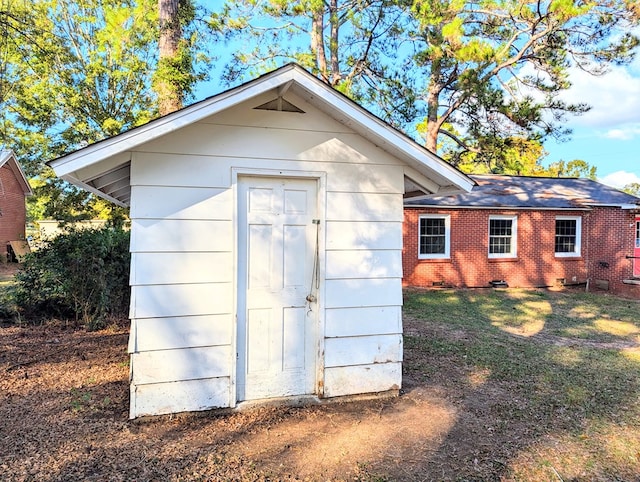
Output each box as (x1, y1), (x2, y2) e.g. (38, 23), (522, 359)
(230, 167), (327, 407)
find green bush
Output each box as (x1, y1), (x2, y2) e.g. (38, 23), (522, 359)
(13, 226), (131, 330)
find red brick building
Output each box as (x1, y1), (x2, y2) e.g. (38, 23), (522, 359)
(403, 175), (640, 298)
(0, 150), (32, 261)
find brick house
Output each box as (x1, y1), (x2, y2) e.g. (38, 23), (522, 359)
(403, 174), (640, 298)
(0, 150), (32, 261)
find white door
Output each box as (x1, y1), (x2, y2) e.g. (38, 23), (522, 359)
(237, 176), (318, 402)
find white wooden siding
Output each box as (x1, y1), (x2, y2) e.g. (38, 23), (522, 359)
(131, 283), (233, 319)
(130, 153), (230, 187)
(131, 153), (404, 193)
(139, 124), (396, 165)
(131, 345), (231, 384)
(326, 192), (403, 222)
(131, 252), (233, 285)
(324, 334), (402, 368)
(325, 306), (402, 338)
(325, 221), (402, 250)
(130, 219), (232, 252)
(130, 186), (231, 220)
(323, 363), (402, 398)
(325, 250), (401, 279)
(128, 91), (405, 416)
(132, 378), (230, 417)
(325, 278), (402, 309)
(132, 314), (232, 352)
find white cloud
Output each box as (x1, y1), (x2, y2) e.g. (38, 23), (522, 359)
(599, 170), (640, 189)
(560, 61), (640, 129)
(514, 53), (640, 136)
(602, 125), (640, 140)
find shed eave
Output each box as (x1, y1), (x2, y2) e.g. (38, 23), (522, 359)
(48, 63), (473, 197)
(61, 174), (128, 208)
(48, 68), (298, 178)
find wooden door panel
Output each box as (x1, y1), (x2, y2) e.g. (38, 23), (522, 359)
(237, 177), (318, 401)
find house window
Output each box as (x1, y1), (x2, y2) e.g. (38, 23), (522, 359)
(419, 215), (450, 259)
(488, 216), (517, 258)
(636, 220), (640, 248)
(555, 216), (582, 257)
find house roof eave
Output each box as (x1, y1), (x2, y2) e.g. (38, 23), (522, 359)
(402, 204), (593, 211)
(0, 150), (33, 196)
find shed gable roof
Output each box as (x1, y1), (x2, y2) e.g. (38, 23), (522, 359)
(0, 150), (33, 196)
(47, 63), (473, 207)
(405, 174), (640, 210)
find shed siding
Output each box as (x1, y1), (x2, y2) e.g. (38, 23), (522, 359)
(324, 363), (402, 397)
(132, 315), (233, 352)
(127, 92), (405, 416)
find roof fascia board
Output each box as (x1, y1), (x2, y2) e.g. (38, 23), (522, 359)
(49, 68), (297, 177)
(586, 203), (640, 209)
(403, 204), (592, 211)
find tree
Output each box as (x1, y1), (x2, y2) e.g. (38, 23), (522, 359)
(410, 0), (639, 168)
(209, 0), (415, 125)
(623, 183), (640, 197)
(455, 137), (549, 176)
(154, 0), (200, 115)
(545, 159), (597, 179)
(212, 0), (638, 172)
(1, 0), (208, 220)
(1, 0), (159, 220)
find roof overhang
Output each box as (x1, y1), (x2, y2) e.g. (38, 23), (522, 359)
(48, 63), (473, 206)
(589, 203), (640, 210)
(1, 150), (33, 196)
(403, 204), (593, 211)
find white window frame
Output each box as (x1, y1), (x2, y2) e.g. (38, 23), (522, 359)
(418, 214), (450, 259)
(488, 215), (517, 259)
(555, 216), (582, 257)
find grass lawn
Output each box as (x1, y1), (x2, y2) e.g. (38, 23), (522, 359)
(403, 288), (640, 480)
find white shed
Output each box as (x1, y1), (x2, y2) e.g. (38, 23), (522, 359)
(48, 64), (473, 418)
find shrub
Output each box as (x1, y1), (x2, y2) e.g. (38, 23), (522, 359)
(13, 226), (130, 329)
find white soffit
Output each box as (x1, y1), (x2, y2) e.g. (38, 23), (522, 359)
(48, 64), (473, 205)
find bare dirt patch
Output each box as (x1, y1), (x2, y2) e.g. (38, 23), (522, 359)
(0, 324), (464, 481)
(0, 322), (516, 481)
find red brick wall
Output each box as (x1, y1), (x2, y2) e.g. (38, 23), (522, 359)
(0, 164), (28, 258)
(584, 207), (638, 296)
(403, 206), (640, 297)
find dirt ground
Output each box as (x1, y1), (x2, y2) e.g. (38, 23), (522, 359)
(2, 284), (636, 480)
(0, 322), (538, 482)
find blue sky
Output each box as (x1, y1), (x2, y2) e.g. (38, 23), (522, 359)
(542, 53), (640, 189)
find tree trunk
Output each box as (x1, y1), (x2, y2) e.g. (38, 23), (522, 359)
(311, 7), (328, 82)
(425, 60), (444, 154)
(328, 0), (340, 86)
(158, 0), (181, 115)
